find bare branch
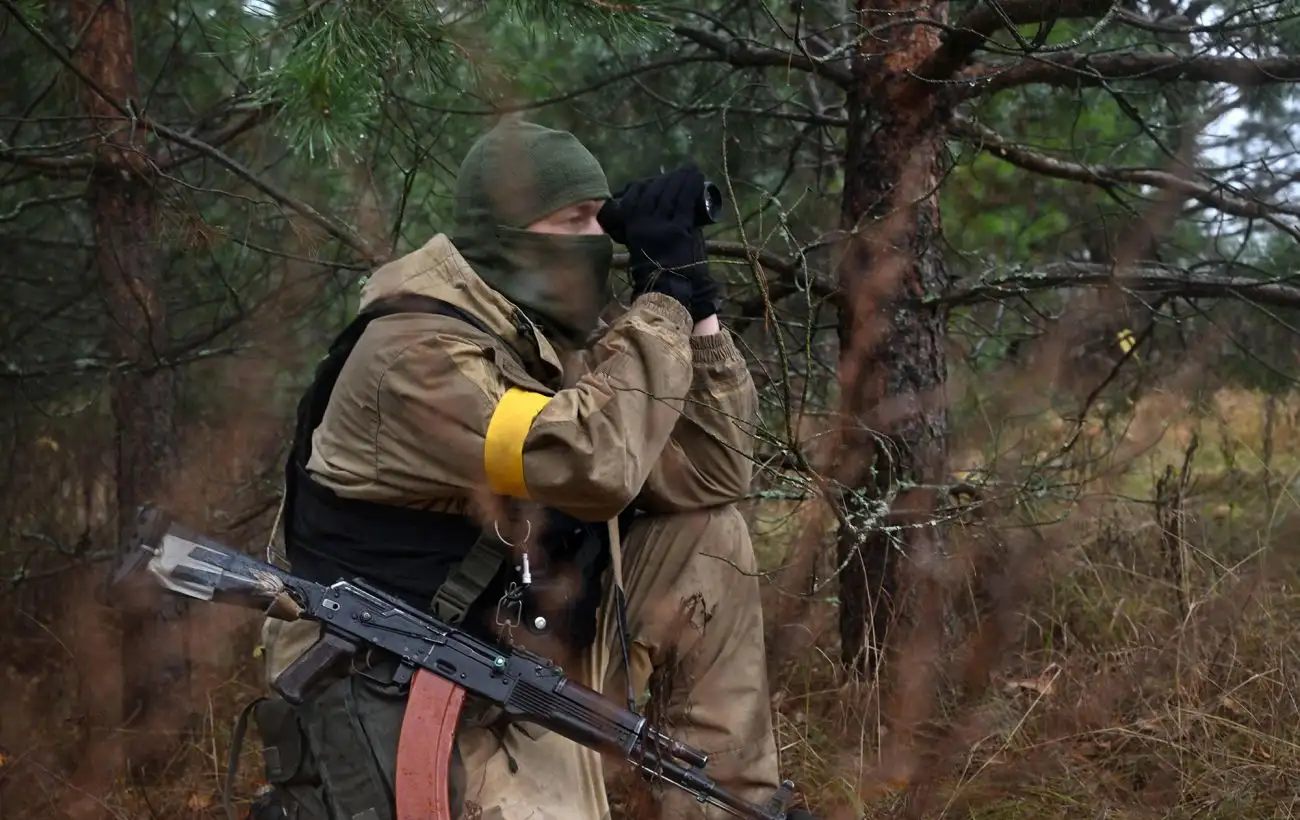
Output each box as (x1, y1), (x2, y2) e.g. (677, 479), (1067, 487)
(615, 240), (823, 284)
(0, 145), (94, 174)
(0, 191), (84, 222)
(671, 25), (853, 87)
(933, 262), (1300, 310)
(154, 104), (277, 171)
(0, 345), (247, 382)
(616, 238), (837, 323)
(949, 114), (1300, 224)
(399, 54), (719, 116)
(682, 240), (1300, 317)
(144, 118), (383, 263)
(966, 51), (1300, 95)
(708, 239), (813, 280)
(916, 0), (1119, 84)
(9, 551), (117, 587)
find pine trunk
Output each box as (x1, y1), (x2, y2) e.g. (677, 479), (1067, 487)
(834, 0), (952, 676)
(67, 0), (189, 788)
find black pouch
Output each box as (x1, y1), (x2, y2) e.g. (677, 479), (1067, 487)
(248, 697), (331, 820)
(241, 664), (466, 820)
(350, 667), (468, 817)
(290, 672), (398, 820)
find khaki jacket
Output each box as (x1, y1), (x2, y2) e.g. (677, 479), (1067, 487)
(304, 234), (758, 523)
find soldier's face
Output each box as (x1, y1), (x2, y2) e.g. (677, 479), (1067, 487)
(526, 200), (605, 236)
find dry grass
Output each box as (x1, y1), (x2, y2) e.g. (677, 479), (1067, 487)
(746, 387), (1300, 819)
(4, 388), (1300, 818)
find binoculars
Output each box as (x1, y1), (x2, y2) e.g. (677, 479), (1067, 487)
(697, 180), (723, 225)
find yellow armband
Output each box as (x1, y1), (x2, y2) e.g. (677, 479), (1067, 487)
(483, 387), (551, 498)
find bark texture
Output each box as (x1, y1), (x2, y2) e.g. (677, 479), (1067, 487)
(67, 0), (188, 792)
(834, 0), (953, 675)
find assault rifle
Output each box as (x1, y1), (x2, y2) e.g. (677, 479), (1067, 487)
(127, 504), (808, 820)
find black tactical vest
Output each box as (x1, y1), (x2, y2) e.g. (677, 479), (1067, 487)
(281, 293), (624, 649)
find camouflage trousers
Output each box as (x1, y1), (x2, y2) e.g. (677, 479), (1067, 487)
(256, 505), (781, 820)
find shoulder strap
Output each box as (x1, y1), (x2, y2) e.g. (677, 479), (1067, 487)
(280, 294), (521, 624)
(284, 293), (519, 519)
(290, 293), (510, 474)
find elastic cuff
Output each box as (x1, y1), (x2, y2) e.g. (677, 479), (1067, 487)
(689, 328), (741, 365)
(634, 291), (693, 331)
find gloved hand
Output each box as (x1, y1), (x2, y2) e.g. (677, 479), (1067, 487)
(598, 163), (713, 317)
(686, 231), (719, 322)
(786, 810), (821, 820)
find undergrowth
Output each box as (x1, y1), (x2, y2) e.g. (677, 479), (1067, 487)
(3, 388), (1299, 818)
(744, 386), (1300, 818)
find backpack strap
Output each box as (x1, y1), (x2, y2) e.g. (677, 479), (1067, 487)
(282, 293), (527, 624)
(430, 528), (511, 625)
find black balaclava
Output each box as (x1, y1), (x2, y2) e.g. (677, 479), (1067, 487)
(451, 117), (614, 346)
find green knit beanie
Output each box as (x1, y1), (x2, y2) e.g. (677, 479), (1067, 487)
(451, 118), (616, 346)
(454, 118), (612, 235)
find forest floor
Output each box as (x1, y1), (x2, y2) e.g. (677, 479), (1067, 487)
(741, 385), (1300, 819)
(2, 387), (1299, 818)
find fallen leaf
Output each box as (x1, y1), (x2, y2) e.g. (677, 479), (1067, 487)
(1003, 663), (1060, 697)
(1218, 694), (1245, 717)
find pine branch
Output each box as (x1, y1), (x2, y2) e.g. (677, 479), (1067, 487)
(243, 2), (459, 158)
(500, 0), (669, 38)
(1, 0), (382, 260)
(238, 0), (671, 156)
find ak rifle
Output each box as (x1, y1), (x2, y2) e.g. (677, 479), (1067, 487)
(128, 505), (803, 820)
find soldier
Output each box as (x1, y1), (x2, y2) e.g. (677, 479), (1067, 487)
(254, 117), (790, 820)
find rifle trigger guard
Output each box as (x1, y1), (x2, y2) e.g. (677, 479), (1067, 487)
(352, 646), (411, 691)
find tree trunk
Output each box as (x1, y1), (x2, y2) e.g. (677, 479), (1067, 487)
(67, 0), (189, 793)
(834, 0), (952, 676)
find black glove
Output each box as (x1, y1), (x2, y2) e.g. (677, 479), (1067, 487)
(687, 230), (719, 322)
(598, 163), (711, 315)
(786, 811), (821, 820)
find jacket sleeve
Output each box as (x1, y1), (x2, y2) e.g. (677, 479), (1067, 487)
(370, 292), (694, 522)
(635, 328), (761, 513)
